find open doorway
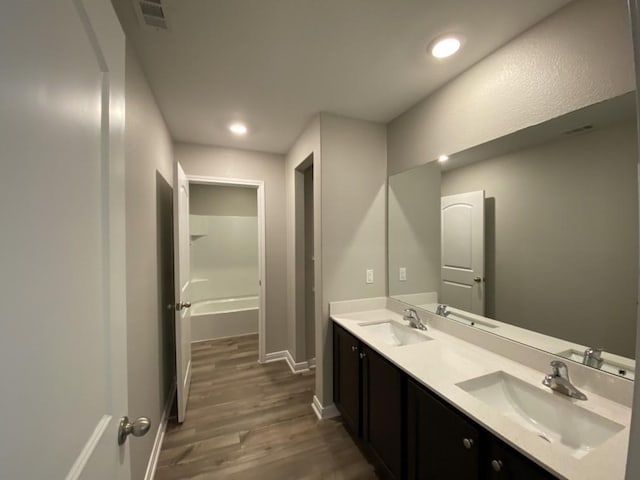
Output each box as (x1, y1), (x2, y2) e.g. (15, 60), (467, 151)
(156, 173), (177, 418)
(295, 154), (316, 367)
(185, 176), (267, 360)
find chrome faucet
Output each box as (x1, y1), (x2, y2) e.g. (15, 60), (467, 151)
(543, 360), (587, 400)
(435, 304), (449, 317)
(583, 347), (604, 369)
(403, 308), (427, 331)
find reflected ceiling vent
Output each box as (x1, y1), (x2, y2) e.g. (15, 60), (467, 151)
(134, 0), (168, 30)
(563, 124), (594, 135)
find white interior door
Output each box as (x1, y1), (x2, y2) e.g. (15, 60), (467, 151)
(0, 1), (131, 479)
(441, 191), (485, 315)
(175, 163), (192, 422)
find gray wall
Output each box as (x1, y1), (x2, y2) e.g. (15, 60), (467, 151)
(387, 0), (634, 175)
(626, 1), (640, 476)
(388, 161), (441, 297)
(124, 44), (175, 480)
(318, 113), (387, 406)
(175, 143), (288, 354)
(190, 184), (258, 216)
(284, 113), (387, 408)
(285, 116), (321, 364)
(441, 121), (638, 357)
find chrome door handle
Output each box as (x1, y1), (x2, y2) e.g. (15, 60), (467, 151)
(118, 416), (151, 445)
(473, 276), (483, 283)
(176, 301), (191, 311)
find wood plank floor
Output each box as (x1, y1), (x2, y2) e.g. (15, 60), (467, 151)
(156, 334), (379, 480)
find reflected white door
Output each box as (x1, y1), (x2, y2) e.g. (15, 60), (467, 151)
(0, 1), (130, 479)
(441, 191), (485, 314)
(174, 162), (192, 422)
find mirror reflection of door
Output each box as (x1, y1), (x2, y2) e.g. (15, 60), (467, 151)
(441, 191), (485, 314)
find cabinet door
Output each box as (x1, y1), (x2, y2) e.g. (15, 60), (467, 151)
(333, 323), (361, 436)
(407, 380), (480, 480)
(362, 345), (404, 479)
(485, 437), (557, 480)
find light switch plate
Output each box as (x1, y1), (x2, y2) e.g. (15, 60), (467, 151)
(366, 269), (374, 284)
(399, 267), (406, 281)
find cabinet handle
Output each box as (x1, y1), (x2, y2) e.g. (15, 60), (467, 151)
(359, 352), (366, 359)
(351, 345), (358, 352)
(491, 459), (503, 472)
(462, 438), (474, 449)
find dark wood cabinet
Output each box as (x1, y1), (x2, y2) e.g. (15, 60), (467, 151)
(483, 437), (556, 480)
(333, 324), (404, 479)
(362, 344), (404, 479)
(407, 379), (479, 480)
(333, 323), (362, 436)
(331, 321), (557, 480)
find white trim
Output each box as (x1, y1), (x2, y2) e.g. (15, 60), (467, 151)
(65, 415), (112, 480)
(144, 383), (176, 480)
(311, 395), (340, 420)
(262, 350), (289, 364)
(308, 357), (316, 369)
(186, 175), (267, 364)
(286, 351), (311, 373)
(261, 350), (311, 374)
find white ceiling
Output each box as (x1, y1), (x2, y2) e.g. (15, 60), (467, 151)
(113, 0), (572, 154)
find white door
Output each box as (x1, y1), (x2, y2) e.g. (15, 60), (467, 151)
(441, 191), (485, 315)
(0, 1), (132, 479)
(175, 163), (192, 422)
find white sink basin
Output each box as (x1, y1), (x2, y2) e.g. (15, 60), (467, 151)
(556, 349), (635, 381)
(457, 371), (624, 459)
(359, 321), (432, 347)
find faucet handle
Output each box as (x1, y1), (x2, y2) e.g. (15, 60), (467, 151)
(584, 347), (603, 358)
(550, 360), (569, 379)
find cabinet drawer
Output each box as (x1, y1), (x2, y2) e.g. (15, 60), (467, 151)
(484, 437), (556, 480)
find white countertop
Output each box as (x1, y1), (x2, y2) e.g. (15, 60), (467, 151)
(331, 306), (631, 480)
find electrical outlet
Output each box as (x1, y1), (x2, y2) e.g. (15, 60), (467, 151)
(366, 269), (374, 284)
(399, 267), (406, 281)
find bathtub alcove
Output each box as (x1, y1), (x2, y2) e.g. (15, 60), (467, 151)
(189, 183), (260, 343)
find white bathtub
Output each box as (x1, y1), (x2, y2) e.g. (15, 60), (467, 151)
(191, 296), (259, 342)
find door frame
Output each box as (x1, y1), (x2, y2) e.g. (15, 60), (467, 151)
(186, 175), (267, 362)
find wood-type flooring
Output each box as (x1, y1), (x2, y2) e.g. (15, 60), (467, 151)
(155, 334), (378, 479)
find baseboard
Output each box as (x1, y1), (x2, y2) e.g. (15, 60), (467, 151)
(311, 395), (340, 420)
(261, 350), (311, 374)
(144, 383), (176, 480)
(261, 350), (289, 364)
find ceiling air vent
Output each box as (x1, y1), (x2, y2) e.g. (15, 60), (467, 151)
(135, 0), (168, 30)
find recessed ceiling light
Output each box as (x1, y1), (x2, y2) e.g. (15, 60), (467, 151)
(430, 36), (461, 59)
(229, 123), (248, 135)
(438, 154), (449, 162)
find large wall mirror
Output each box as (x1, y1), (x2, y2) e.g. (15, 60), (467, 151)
(387, 0), (638, 380)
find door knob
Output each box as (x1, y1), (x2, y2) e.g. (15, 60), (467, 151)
(118, 416), (151, 445)
(473, 276), (483, 283)
(176, 301), (192, 311)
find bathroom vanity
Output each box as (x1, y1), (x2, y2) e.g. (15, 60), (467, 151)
(331, 299), (631, 480)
